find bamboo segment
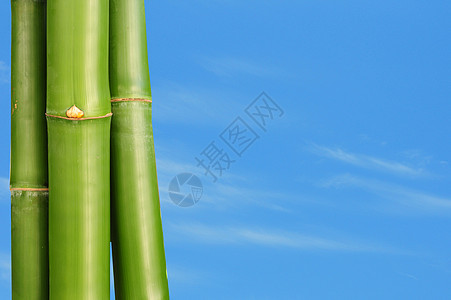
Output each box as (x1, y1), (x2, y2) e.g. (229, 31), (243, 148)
(109, 0), (151, 99)
(110, 103), (169, 299)
(11, 191), (48, 300)
(11, 0), (48, 299)
(109, 0), (170, 298)
(47, 119), (110, 299)
(47, 0), (111, 299)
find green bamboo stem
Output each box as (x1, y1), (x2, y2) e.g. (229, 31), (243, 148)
(109, 0), (170, 298)
(11, 0), (48, 299)
(47, 0), (111, 298)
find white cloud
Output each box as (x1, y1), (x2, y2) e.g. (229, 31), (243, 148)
(0, 177), (9, 202)
(0, 253), (11, 283)
(166, 265), (207, 285)
(397, 271), (419, 280)
(156, 156), (292, 212)
(0, 61), (10, 84)
(152, 83), (242, 125)
(156, 159), (196, 179)
(0, 178), (9, 191)
(203, 180), (292, 212)
(308, 143), (425, 177)
(321, 174), (451, 213)
(168, 222), (404, 254)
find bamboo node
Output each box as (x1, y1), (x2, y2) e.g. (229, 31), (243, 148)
(111, 98), (152, 103)
(66, 105), (84, 118)
(10, 187), (49, 192)
(46, 112), (112, 121)
(11, 101), (18, 115)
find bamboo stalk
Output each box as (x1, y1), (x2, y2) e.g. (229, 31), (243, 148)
(109, 0), (170, 298)
(46, 0), (111, 298)
(10, 0), (48, 299)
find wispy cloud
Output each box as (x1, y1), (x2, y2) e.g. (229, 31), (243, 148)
(0, 178), (9, 191)
(321, 174), (451, 213)
(0, 177), (9, 202)
(201, 57), (278, 78)
(167, 265), (208, 285)
(156, 156), (292, 212)
(152, 82), (242, 125)
(160, 177), (292, 212)
(156, 158), (197, 180)
(0, 177), (9, 193)
(202, 180), (292, 212)
(401, 149), (432, 165)
(0, 254), (11, 283)
(168, 222), (404, 254)
(0, 61), (10, 84)
(308, 143), (425, 177)
(397, 271), (419, 280)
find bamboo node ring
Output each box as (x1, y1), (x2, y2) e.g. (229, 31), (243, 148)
(10, 187), (49, 192)
(45, 112), (112, 121)
(111, 98), (152, 103)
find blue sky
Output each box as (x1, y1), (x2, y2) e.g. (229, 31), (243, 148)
(1, 0), (451, 299)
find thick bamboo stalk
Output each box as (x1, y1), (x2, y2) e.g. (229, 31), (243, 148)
(10, 0), (48, 299)
(46, 0), (111, 299)
(109, 0), (170, 298)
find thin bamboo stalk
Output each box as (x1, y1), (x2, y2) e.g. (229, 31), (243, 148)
(10, 0), (48, 299)
(46, 0), (111, 298)
(109, 0), (170, 298)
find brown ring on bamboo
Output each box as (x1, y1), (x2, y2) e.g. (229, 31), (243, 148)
(111, 98), (152, 103)
(10, 188), (49, 192)
(45, 112), (113, 121)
